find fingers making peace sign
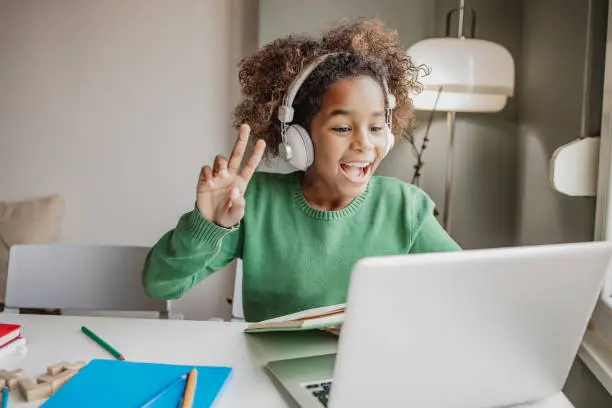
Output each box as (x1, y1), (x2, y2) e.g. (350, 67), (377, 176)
(196, 124), (266, 228)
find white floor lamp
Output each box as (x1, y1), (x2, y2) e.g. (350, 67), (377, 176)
(407, 0), (515, 232)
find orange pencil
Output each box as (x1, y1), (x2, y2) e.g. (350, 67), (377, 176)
(180, 368), (197, 408)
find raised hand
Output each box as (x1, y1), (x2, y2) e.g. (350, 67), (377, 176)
(196, 124), (266, 228)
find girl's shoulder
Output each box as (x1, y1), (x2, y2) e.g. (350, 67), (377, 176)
(370, 175), (430, 200)
(369, 175), (438, 219)
(244, 170), (300, 197)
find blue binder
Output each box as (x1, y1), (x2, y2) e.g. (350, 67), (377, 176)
(41, 359), (233, 407)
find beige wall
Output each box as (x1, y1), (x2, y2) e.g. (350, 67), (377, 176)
(0, 0), (259, 320)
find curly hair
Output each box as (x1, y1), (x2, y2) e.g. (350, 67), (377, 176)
(233, 17), (424, 158)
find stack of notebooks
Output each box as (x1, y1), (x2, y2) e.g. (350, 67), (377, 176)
(0, 323), (26, 358)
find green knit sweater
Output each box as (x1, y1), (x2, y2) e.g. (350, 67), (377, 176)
(142, 171), (460, 322)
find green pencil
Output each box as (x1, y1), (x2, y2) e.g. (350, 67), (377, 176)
(81, 326), (125, 360)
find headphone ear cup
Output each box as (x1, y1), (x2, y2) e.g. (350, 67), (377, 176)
(384, 124), (395, 157)
(285, 124), (314, 170)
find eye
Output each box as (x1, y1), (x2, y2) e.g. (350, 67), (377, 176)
(370, 126), (384, 133)
(332, 126), (351, 134)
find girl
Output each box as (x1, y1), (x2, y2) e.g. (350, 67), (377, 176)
(141, 18), (460, 322)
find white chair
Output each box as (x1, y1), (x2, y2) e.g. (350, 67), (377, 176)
(4, 244), (179, 319)
(206, 259), (244, 323)
(231, 259), (245, 321)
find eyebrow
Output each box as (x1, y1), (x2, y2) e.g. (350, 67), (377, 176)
(327, 109), (385, 118)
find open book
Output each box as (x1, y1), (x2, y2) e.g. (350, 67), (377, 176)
(244, 303), (345, 333)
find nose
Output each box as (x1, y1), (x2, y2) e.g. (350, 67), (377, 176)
(351, 126), (374, 152)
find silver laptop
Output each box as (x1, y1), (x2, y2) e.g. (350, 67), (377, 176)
(266, 241), (612, 407)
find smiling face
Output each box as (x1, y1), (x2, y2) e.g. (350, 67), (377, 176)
(302, 75), (389, 210)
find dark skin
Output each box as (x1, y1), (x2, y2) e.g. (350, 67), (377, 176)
(196, 124), (266, 229)
(302, 75), (389, 210)
(197, 74), (389, 227)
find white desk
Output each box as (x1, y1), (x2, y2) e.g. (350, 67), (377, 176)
(0, 313), (574, 407)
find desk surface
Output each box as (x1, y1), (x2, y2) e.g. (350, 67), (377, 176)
(0, 313), (574, 407)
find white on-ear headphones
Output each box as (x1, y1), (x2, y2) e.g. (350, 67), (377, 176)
(277, 52), (397, 170)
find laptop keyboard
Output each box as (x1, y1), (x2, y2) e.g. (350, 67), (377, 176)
(304, 380), (333, 407)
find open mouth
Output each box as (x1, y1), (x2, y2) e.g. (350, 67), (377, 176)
(339, 161), (373, 184)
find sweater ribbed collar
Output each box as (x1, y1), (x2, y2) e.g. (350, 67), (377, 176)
(290, 171), (371, 221)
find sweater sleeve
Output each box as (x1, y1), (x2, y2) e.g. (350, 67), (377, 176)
(141, 207), (243, 300)
(409, 189), (461, 253)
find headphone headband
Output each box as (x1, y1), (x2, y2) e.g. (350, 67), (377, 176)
(281, 53), (334, 120)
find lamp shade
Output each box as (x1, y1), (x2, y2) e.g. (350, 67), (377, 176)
(407, 37), (515, 113)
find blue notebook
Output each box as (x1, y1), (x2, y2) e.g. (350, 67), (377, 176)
(40, 359), (233, 407)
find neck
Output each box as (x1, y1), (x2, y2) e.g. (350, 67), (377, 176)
(301, 170), (354, 211)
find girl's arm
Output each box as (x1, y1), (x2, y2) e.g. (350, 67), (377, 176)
(141, 208), (242, 300)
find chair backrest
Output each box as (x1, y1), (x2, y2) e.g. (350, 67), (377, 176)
(5, 244), (169, 316)
(231, 259), (245, 320)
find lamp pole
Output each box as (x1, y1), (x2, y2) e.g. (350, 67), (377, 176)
(443, 111), (456, 231)
(443, 0), (465, 232)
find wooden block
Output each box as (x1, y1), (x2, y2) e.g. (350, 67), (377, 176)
(62, 361), (86, 372)
(37, 369), (77, 392)
(17, 377), (53, 402)
(0, 369), (26, 390)
(47, 361), (87, 375)
(46, 361), (70, 376)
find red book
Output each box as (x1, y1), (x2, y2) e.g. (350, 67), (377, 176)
(0, 324), (21, 348)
